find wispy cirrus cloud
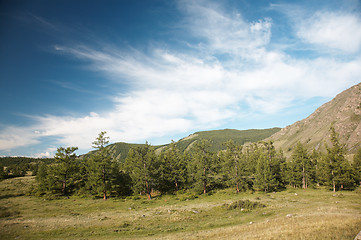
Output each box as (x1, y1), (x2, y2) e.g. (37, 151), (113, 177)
(1, 1), (361, 156)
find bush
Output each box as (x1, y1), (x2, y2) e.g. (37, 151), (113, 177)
(224, 199), (265, 210)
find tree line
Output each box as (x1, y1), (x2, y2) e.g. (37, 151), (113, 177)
(32, 126), (361, 199)
(0, 157), (54, 179)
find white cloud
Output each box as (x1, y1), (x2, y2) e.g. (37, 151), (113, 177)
(0, 126), (40, 151)
(32, 148), (57, 158)
(178, 0), (272, 55)
(297, 11), (361, 53)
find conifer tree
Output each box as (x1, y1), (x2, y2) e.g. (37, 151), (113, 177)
(254, 141), (284, 192)
(222, 140), (247, 193)
(353, 148), (361, 187)
(290, 142), (313, 189)
(188, 139), (215, 194)
(86, 131), (113, 200)
(323, 125), (355, 191)
(54, 146), (78, 196)
(158, 141), (187, 193)
(0, 164), (7, 179)
(124, 142), (158, 199)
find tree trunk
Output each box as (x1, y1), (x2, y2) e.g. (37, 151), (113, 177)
(302, 166), (306, 189)
(102, 165), (107, 200)
(332, 170), (336, 192)
(103, 190), (107, 200)
(175, 180), (179, 192)
(145, 180), (151, 200)
(62, 174), (67, 196)
(203, 167), (207, 194)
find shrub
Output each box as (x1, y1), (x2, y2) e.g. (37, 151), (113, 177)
(224, 199), (265, 210)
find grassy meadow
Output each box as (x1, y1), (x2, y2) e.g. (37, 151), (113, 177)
(1, 176), (360, 239)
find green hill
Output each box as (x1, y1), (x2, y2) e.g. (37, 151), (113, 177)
(176, 128), (281, 152)
(83, 128), (281, 162)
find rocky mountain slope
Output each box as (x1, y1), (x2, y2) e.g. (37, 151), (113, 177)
(268, 82), (361, 156)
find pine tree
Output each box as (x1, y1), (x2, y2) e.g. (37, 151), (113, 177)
(353, 148), (361, 187)
(188, 139), (215, 194)
(222, 140), (248, 193)
(0, 164), (7, 179)
(324, 125), (355, 191)
(124, 142), (159, 200)
(254, 141), (283, 192)
(158, 141), (187, 193)
(86, 131), (113, 200)
(54, 146), (78, 196)
(290, 142), (313, 189)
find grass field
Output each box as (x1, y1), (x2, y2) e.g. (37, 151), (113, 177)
(1, 176), (360, 239)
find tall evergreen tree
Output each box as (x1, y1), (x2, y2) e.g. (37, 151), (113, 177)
(290, 142), (314, 189)
(323, 125), (355, 191)
(221, 140), (248, 193)
(188, 139), (215, 194)
(353, 148), (361, 187)
(54, 146), (78, 196)
(158, 141), (187, 193)
(254, 141), (284, 192)
(86, 131), (114, 200)
(124, 142), (159, 200)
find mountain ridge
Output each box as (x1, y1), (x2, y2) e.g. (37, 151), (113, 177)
(268, 82), (361, 157)
(85, 128), (281, 162)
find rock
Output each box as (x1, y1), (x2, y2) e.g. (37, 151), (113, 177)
(286, 214), (293, 218)
(192, 210), (199, 214)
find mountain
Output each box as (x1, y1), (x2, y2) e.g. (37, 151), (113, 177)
(82, 128), (281, 162)
(268, 82), (361, 157)
(176, 128), (281, 152)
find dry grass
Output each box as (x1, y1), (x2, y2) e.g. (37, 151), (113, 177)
(1, 176), (360, 239)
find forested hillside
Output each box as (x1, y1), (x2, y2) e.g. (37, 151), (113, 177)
(33, 128), (361, 199)
(82, 128), (280, 163)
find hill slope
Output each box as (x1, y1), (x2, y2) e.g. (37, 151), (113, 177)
(177, 128), (281, 152)
(84, 128), (281, 162)
(268, 82), (361, 156)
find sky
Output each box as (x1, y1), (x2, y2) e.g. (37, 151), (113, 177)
(1, 0), (361, 158)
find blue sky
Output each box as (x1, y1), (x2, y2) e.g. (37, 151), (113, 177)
(1, 0), (361, 157)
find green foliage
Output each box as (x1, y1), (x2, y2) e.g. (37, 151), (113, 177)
(177, 128), (281, 152)
(254, 141), (286, 192)
(288, 142), (316, 189)
(0, 156), (54, 167)
(224, 199), (266, 210)
(187, 139), (218, 194)
(220, 140), (250, 192)
(0, 164), (7, 179)
(158, 141), (187, 193)
(124, 142), (159, 199)
(353, 148), (361, 186)
(318, 125), (356, 191)
(54, 146), (79, 195)
(31, 127), (360, 200)
(86, 131), (120, 200)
